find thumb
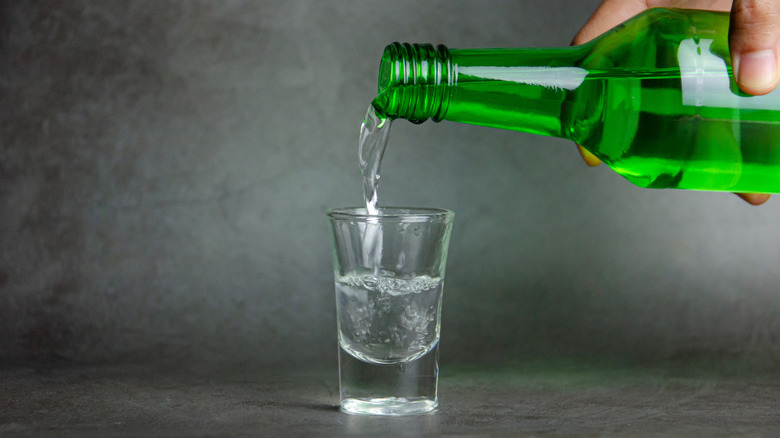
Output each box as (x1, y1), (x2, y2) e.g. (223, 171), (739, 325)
(730, 0), (780, 95)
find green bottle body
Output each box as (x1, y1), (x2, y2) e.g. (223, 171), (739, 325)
(373, 8), (780, 194)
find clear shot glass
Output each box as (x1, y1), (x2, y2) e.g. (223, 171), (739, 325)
(327, 207), (454, 416)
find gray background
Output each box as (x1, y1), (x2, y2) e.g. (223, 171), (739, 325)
(2, 0), (779, 374)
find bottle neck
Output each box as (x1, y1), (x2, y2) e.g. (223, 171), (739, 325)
(373, 42), (590, 139)
(372, 43), (453, 123)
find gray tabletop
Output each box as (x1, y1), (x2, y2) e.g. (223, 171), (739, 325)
(2, 359), (778, 437)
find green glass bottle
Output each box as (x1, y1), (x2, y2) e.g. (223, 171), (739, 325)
(371, 8), (780, 194)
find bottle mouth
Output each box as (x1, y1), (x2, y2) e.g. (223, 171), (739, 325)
(378, 49), (393, 94)
(374, 42), (451, 123)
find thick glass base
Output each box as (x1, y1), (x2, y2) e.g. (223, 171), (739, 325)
(340, 397), (437, 416)
(338, 343), (439, 416)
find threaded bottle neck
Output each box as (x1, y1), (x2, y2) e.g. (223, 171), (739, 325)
(372, 42), (452, 123)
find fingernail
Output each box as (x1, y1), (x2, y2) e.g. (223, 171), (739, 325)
(735, 50), (778, 90)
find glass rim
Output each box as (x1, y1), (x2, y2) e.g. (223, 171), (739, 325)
(326, 206), (454, 221)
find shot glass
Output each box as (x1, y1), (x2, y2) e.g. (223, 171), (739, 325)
(327, 207), (454, 416)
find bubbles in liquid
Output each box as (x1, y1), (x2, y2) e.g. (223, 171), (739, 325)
(345, 271), (441, 296)
(336, 273), (443, 365)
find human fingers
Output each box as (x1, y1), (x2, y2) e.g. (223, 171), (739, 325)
(737, 192), (772, 205)
(576, 145), (603, 166)
(730, 0), (780, 95)
(728, 0), (779, 204)
(572, 0), (649, 45)
(573, 0), (649, 167)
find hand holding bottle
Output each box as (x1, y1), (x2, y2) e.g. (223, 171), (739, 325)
(574, 0), (780, 205)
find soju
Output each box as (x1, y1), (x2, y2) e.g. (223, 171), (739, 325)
(371, 8), (780, 194)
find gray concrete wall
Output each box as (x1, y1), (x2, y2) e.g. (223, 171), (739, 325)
(2, 0), (779, 371)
